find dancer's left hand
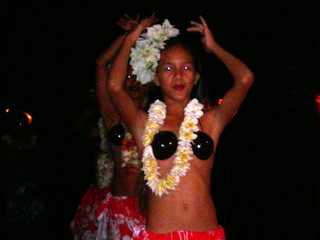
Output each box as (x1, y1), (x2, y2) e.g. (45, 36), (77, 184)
(187, 16), (216, 52)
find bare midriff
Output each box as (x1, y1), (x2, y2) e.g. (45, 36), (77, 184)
(145, 156), (219, 233)
(112, 166), (140, 197)
(111, 148), (140, 198)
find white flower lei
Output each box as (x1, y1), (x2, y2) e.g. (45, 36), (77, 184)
(96, 118), (114, 189)
(96, 118), (141, 188)
(142, 99), (204, 197)
(121, 126), (140, 168)
(130, 19), (179, 84)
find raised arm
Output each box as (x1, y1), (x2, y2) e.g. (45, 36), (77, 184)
(95, 14), (139, 130)
(188, 16), (254, 133)
(107, 14), (156, 138)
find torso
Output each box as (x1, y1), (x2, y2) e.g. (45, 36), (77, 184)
(107, 124), (141, 198)
(110, 145), (140, 197)
(146, 156), (218, 233)
(136, 110), (221, 233)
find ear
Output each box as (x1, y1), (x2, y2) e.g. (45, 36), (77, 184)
(194, 73), (200, 85)
(153, 75), (160, 86)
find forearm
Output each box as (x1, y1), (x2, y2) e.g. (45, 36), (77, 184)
(96, 35), (127, 128)
(107, 34), (138, 93)
(107, 16), (155, 93)
(96, 33), (127, 113)
(208, 41), (254, 129)
(207, 42), (254, 86)
(95, 63), (109, 109)
(96, 62), (119, 129)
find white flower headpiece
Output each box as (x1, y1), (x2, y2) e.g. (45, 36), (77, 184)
(130, 19), (180, 84)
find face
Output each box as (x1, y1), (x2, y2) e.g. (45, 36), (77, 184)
(124, 66), (147, 100)
(155, 46), (199, 102)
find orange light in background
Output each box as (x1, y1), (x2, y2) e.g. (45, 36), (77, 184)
(218, 99), (223, 104)
(315, 93), (320, 105)
(5, 108), (10, 113)
(22, 111), (33, 125)
(316, 93), (320, 115)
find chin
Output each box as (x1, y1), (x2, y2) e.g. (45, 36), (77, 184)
(129, 93), (143, 100)
(175, 90), (193, 100)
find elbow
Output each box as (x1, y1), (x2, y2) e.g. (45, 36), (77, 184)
(96, 58), (105, 68)
(96, 53), (109, 67)
(241, 71), (254, 88)
(107, 80), (123, 95)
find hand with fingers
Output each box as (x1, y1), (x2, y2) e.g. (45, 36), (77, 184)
(138, 13), (158, 31)
(125, 13), (158, 45)
(187, 16), (216, 53)
(116, 14), (140, 31)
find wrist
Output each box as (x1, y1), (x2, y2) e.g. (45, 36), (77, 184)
(123, 34), (138, 48)
(124, 24), (144, 46)
(205, 41), (221, 53)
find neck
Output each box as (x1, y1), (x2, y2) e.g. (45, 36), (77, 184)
(132, 97), (144, 109)
(164, 98), (190, 117)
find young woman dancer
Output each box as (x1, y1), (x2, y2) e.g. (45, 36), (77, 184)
(107, 15), (254, 240)
(71, 15), (152, 240)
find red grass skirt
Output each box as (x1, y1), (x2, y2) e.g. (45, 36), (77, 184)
(132, 225), (226, 240)
(96, 192), (146, 240)
(70, 184), (111, 240)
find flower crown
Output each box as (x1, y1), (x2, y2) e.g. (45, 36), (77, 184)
(130, 19), (180, 84)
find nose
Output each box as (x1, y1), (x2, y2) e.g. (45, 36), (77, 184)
(174, 68), (183, 80)
(133, 81), (141, 88)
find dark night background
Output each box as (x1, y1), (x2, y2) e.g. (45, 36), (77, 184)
(1, 1), (319, 239)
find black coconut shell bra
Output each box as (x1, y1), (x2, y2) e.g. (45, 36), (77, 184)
(151, 130), (214, 160)
(108, 124), (214, 160)
(107, 124), (125, 146)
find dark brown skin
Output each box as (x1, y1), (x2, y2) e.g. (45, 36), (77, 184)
(107, 15), (254, 233)
(95, 15), (149, 198)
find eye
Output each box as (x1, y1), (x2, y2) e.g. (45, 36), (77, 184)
(183, 65), (193, 71)
(165, 66), (172, 71)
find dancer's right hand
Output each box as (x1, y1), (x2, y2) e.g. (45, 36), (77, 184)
(125, 13), (158, 45)
(116, 14), (140, 31)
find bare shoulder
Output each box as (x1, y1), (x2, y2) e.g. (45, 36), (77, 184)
(135, 109), (148, 133)
(201, 106), (224, 139)
(130, 109), (148, 151)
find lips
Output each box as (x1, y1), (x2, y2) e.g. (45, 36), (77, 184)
(174, 85), (185, 91)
